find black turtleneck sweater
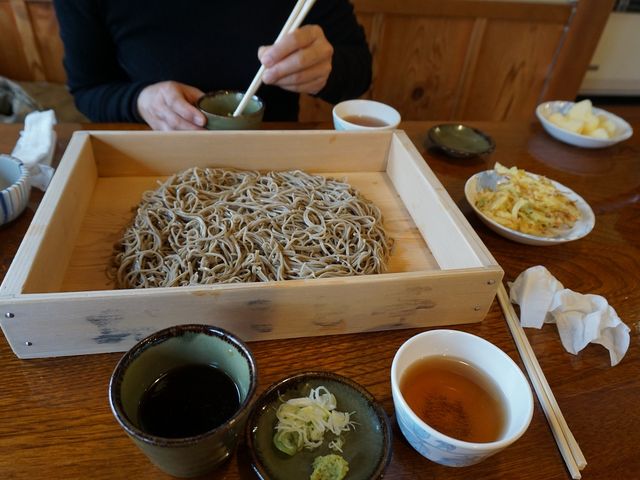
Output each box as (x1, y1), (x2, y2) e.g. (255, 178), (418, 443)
(52, 0), (372, 123)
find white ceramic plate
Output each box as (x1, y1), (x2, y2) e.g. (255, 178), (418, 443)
(464, 170), (595, 246)
(536, 101), (633, 148)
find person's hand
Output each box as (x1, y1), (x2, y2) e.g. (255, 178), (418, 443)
(258, 25), (333, 95)
(136, 81), (206, 131)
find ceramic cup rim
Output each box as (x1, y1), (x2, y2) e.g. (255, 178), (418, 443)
(390, 329), (533, 453)
(197, 90), (265, 119)
(108, 323), (258, 447)
(332, 99), (401, 130)
(0, 154), (31, 226)
(0, 154), (30, 194)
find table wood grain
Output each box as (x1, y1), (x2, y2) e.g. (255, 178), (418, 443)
(0, 120), (638, 480)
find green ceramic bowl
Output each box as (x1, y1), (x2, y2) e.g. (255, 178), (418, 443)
(428, 123), (495, 158)
(197, 90), (264, 130)
(109, 324), (258, 478)
(246, 371), (392, 480)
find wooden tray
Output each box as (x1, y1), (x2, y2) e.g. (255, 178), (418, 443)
(0, 130), (502, 358)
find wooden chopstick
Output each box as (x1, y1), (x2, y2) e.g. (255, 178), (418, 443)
(233, 0), (317, 117)
(497, 284), (586, 479)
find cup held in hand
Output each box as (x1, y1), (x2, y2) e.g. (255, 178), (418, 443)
(197, 90), (264, 130)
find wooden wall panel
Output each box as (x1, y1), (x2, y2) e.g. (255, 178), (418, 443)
(0, 1), (31, 81)
(352, 0), (571, 22)
(371, 16), (475, 120)
(28, 1), (65, 83)
(8, 0), (45, 80)
(1, 0), (611, 123)
(459, 19), (566, 120)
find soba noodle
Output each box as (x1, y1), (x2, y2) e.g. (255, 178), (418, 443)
(112, 167), (393, 289)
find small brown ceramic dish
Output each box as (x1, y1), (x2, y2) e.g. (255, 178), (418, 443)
(428, 124), (495, 158)
(245, 371), (392, 480)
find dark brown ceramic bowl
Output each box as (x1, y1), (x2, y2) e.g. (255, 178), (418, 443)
(245, 371), (392, 480)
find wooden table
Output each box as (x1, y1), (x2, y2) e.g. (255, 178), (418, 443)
(0, 120), (638, 479)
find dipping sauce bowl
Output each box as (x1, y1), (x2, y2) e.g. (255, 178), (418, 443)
(197, 90), (264, 130)
(109, 324), (257, 478)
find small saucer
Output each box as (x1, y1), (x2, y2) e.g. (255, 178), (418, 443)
(428, 124), (495, 158)
(245, 371), (392, 480)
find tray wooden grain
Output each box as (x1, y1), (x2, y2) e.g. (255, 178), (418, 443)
(0, 130), (502, 358)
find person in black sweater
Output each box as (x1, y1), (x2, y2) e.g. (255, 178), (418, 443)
(52, 0), (372, 130)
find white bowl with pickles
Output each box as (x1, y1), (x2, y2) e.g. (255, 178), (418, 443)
(465, 163), (595, 246)
(536, 99), (633, 148)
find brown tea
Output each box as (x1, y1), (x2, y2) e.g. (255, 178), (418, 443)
(400, 355), (507, 443)
(342, 114), (388, 127)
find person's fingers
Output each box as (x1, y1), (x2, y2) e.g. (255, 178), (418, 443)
(137, 82), (207, 130)
(156, 103), (204, 131)
(180, 85), (207, 127)
(260, 25), (327, 67)
(269, 61), (331, 91)
(261, 26), (332, 87)
(275, 76), (327, 94)
(151, 120), (172, 131)
(181, 84), (205, 103)
(161, 84), (206, 128)
(258, 45), (269, 64)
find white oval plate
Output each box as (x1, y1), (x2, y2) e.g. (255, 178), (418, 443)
(536, 101), (633, 148)
(464, 170), (596, 246)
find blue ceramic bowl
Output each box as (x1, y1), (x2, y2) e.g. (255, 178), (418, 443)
(391, 330), (533, 467)
(0, 154), (30, 225)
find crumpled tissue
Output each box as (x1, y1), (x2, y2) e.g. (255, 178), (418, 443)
(509, 265), (630, 366)
(11, 109), (57, 191)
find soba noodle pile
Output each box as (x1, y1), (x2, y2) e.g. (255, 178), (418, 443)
(112, 167), (393, 288)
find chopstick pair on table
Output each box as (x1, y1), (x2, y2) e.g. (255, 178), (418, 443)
(233, 0), (317, 117)
(496, 284), (587, 480)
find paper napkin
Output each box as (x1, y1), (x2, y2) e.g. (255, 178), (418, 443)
(11, 109), (57, 191)
(509, 266), (630, 366)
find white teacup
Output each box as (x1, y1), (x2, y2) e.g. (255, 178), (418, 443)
(391, 329), (533, 467)
(332, 99), (401, 131)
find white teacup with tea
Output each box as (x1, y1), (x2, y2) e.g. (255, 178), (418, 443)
(333, 99), (401, 131)
(391, 329), (533, 467)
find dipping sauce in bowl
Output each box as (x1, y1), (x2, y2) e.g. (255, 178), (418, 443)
(137, 363), (241, 439)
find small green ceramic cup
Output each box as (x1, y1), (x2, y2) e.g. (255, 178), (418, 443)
(197, 90), (265, 130)
(108, 324), (257, 478)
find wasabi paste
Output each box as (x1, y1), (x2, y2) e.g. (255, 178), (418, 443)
(310, 454), (349, 480)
